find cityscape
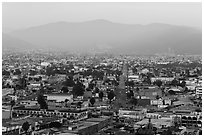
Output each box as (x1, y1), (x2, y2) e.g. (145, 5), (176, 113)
(2, 2), (202, 135)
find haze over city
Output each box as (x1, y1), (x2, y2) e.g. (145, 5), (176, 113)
(2, 2), (202, 55)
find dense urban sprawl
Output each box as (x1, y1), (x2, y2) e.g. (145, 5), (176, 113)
(2, 51), (202, 135)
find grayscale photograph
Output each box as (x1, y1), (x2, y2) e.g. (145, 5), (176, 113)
(2, 2), (202, 135)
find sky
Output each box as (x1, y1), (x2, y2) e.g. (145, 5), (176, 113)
(2, 2), (202, 31)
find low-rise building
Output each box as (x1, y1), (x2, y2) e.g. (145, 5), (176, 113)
(118, 109), (146, 120)
(45, 93), (73, 103)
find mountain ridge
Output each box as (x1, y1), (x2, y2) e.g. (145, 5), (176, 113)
(5, 20), (202, 55)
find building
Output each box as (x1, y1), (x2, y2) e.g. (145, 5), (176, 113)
(181, 114), (202, 128)
(146, 113), (161, 119)
(13, 107), (88, 121)
(66, 116), (111, 135)
(135, 86), (162, 99)
(134, 118), (173, 130)
(195, 86), (202, 98)
(151, 77), (174, 83)
(128, 75), (140, 82)
(118, 109), (146, 120)
(45, 93), (73, 103)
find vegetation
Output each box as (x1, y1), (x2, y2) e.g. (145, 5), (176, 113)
(72, 80), (85, 97)
(37, 86), (48, 109)
(9, 100), (15, 119)
(90, 97), (96, 106)
(22, 121), (30, 133)
(154, 80), (162, 88)
(99, 91), (104, 101)
(108, 90), (115, 104)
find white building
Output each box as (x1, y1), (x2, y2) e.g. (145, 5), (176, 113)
(195, 86), (202, 98)
(45, 93), (73, 103)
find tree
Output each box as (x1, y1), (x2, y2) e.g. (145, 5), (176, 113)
(46, 66), (55, 76)
(99, 91), (104, 101)
(156, 95), (160, 100)
(161, 87), (165, 96)
(129, 98), (138, 105)
(168, 90), (175, 95)
(171, 79), (179, 87)
(72, 80), (85, 97)
(144, 119), (154, 135)
(183, 87), (188, 93)
(2, 70), (10, 76)
(112, 79), (119, 86)
(16, 75), (27, 90)
(10, 100), (15, 119)
(77, 101), (82, 108)
(86, 87), (92, 91)
(65, 99), (69, 102)
(132, 67), (137, 74)
(61, 86), (69, 93)
(127, 90), (134, 99)
(22, 121), (30, 133)
(180, 80), (186, 88)
(143, 76), (151, 85)
(37, 94), (48, 109)
(13, 68), (21, 75)
(165, 128), (173, 135)
(37, 86), (48, 109)
(154, 80), (162, 88)
(107, 90), (115, 104)
(90, 97), (96, 106)
(64, 99), (69, 107)
(88, 83), (95, 90)
(94, 87), (99, 93)
(63, 76), (74, 87)
(127, 81), (134, 87)
(13, 87), (16, 96)
(30, 69), (37, 76)
(49, 121), (62, 128)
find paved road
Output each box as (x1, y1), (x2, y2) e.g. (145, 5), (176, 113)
(119, 61), (128, 89)
(113, 61), (129, 110)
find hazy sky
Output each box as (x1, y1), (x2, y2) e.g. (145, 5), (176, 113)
(3, 2), (202, 30)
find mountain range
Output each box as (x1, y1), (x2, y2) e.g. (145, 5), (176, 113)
(3, 19), (202, 55)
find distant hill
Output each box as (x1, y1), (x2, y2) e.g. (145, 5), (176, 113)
(5, 20), (202, 55)
(2, 33), (36, 52)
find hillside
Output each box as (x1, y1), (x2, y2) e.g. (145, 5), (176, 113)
(6, 20), (202, 55)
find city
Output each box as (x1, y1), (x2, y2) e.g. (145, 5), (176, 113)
(2, 2), (202, 135)
(2, 51), (202, 135)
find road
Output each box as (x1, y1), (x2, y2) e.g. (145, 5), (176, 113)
(113, 61), (129, 110)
